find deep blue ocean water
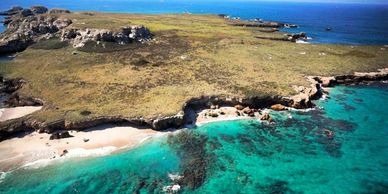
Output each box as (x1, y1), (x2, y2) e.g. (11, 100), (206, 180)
(1, 0), (388, 45)
(1, 83), (387, 193)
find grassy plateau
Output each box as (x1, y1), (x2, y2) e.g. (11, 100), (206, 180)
(0, 12), (387, 124)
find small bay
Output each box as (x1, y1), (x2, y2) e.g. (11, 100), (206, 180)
(1, 83), (387, 193)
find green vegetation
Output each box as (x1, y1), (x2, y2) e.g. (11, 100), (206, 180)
(1, 12), (387, 123)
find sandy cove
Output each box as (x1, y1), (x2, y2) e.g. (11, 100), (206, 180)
(0, 106), (260, 172)
(0, 124), (165, 172)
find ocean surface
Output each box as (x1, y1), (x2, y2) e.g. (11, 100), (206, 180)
(1, 83), (387, 193)
(0, 0), (388, 45)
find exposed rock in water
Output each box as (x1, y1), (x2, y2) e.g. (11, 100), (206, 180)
(260, 113), (273, 122)
(49, 131), (73, 140)
(287, 32), (307, 42)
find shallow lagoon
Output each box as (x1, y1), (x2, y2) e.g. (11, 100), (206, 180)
(1, 83), (387, 193)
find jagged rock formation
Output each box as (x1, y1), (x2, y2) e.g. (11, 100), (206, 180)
(61, 26), (153, 48)
(0, 6), (72, 54)
(0, 6), (152, 54)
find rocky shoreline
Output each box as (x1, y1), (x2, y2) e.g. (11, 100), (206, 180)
(0, 68), (387, 141)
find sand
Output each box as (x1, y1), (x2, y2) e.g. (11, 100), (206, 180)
(0, 106), (42, 122)
(0, 124), (164, 172)
(0, 106), (260, 172)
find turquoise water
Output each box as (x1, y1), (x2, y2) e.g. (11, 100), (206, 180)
(1, 83), (387, 193)
(1, 0), (388, 45)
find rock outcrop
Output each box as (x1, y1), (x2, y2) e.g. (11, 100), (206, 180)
(151, 111), (185, 130)
(30, 6), (48, 14)
(61, 26), (153, 48)
(0, 6), (23, 16)
(0, 6), (152, 54)
(48, 9), (71, 14)
(0, 6), (73, 54)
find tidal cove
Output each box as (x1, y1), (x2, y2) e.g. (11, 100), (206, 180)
(1, 83), (387, 193)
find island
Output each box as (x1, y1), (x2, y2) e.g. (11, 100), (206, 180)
(0, 6), (387, 170)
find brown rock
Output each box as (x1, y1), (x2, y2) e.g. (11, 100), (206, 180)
(270, 104), (287, 111)
(242, 106), (253, 114)
(234, 105), (244, 110)
(260, 113), (273, 122)
(209, 111), (219, 117)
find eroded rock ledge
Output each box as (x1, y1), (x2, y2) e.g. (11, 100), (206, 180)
(1, 68), (387, 141)
(0, 6), (152, 54)
(61, 26), (152, 48)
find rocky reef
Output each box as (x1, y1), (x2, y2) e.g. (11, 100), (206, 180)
(0, 6), (152, 54)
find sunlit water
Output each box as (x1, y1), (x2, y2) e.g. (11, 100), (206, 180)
(0, 0), (388, 44)
(1, 83), (387, 193)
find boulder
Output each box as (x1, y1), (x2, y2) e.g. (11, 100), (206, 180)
(60, 149), (68, 157)
(49, 131), (73, 140)
(30, 6), (48, 14)
(209, 111), (219, 117)
(234, 105), (244, 110)
(260, 113), (273, 122)
(270, 104), (287, 111)
(242, 106), (253, 114)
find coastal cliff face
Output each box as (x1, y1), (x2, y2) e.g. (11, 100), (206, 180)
(0, 6), (152, 54)
(1, 68), (387, 141)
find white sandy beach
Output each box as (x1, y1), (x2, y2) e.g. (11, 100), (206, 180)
(0, 124), (163, 171)
(0, 106), (42, 122)
(0, 106), (260, 172)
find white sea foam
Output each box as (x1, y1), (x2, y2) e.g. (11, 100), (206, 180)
(0, 171), (7, 183)
(21, 146), (118, 169)
(296, 40), (310, 44)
